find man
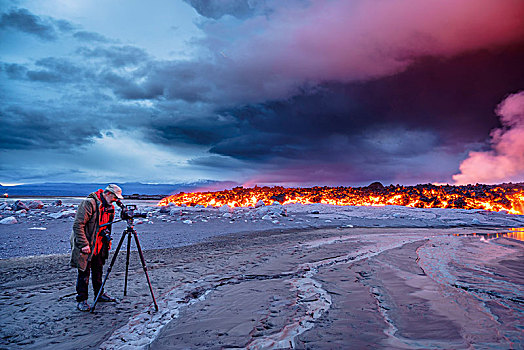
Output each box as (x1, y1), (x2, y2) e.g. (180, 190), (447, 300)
(70, 184), (123, 311)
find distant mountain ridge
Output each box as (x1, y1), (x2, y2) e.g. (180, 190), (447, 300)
(0, 181), (239, 197)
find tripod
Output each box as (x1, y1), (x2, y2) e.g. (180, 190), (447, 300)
(91, 214), (158, 313)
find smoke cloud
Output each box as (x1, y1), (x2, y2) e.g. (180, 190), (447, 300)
(453, 91), (524, 184)
(191, 0), (524, 103)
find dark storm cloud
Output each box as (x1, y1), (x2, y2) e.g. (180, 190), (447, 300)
(159, 61), (227, 103)
(25, 69), (64, 83)
(209, 132), (307, 160)
(0, 105), (102, 150)
(146, 113), (239, 147)
(107, 60), (216, 103)
(27, 57), (84, 83)
(110, 57), (302, 105)
(192, 44), (524, 183)
(2, 58), (86, 83)
(333, 44), (524, 146)
(4, 44), (151, 90)
(80, 39), (521, 185)
(0, 8), (56, 40)
(0, 7), (111, 44)
(77, 46), (150, 67)
(73, 31), (111, 43)
(2, 63), (27, 79)
(3, 1), (524, 185)
(54, 19), (76, 33)
(0, 39), (162, 148)
(95, 59), (233, 103)
(185, 0), (524, 107)
(101, 71), (164, 100)
(183, 0), (266, 19)
(187, 155), (244, 169)
(0, 8), (74, 40)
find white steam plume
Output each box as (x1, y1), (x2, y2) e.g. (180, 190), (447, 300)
(453, 91), (524, 184)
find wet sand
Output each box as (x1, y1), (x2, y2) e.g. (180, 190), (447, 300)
(1, 226), (522, 349)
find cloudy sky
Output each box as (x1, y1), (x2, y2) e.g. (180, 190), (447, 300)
(1, 0), (524, 187)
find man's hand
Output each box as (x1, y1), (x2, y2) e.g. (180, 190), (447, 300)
(81, 245), (91, 254)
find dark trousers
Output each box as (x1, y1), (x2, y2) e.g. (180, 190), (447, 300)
(76, 253), (105, 302)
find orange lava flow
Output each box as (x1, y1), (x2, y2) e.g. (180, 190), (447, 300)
(158, 184), (524, 215)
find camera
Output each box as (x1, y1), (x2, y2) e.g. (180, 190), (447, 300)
(118, 203), (147, 220)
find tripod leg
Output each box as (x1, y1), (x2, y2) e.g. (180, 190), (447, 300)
(124, 232), (132, 296)
(132, 230), (159, 311)
(91, 230), (127, 313)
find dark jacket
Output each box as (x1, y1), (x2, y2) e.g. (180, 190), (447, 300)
(70, 191), (113, 271)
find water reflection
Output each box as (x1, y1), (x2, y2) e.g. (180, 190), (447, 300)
(452, 228), (524, 241)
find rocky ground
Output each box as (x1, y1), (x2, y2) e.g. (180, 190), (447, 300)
(0, 198), (523, 349)
(1, 198), (523, 259)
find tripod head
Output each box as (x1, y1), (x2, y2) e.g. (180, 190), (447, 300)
(100, 201), (147, 229)
(116, 201), (147, 220)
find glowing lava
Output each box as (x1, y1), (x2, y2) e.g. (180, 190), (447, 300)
(159, 183), (524, 215)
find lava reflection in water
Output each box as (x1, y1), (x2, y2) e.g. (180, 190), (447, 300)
(452, 228), (524, 241)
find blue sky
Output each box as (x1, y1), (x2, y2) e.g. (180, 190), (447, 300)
(1, 0), (524, 186)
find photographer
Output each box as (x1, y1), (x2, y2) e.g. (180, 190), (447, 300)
(70, 184), (123, 311)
